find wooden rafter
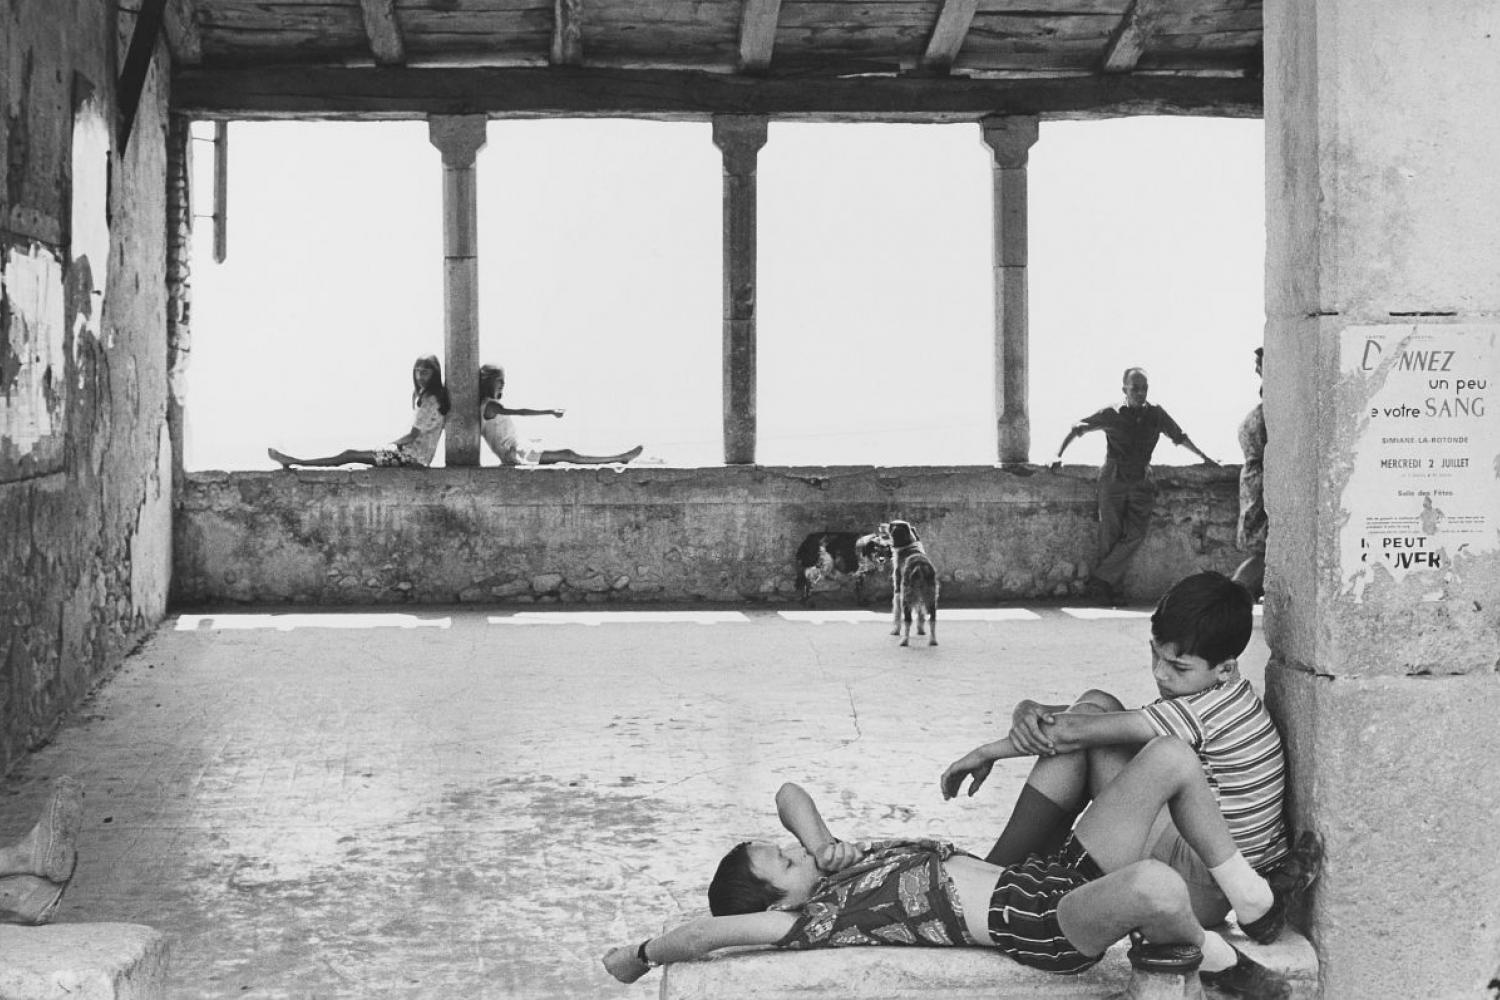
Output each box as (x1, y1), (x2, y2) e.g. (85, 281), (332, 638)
(173, 66), (1262, 121)
(163, 0), (203, 66)
(1102, 0), (1160, 73)
(119, 0), (169, 150)
(552, 0), (583, 66)
(358, 0), (406, 66)
(921, 0), (977, 74)
(738, 0), (782, 74)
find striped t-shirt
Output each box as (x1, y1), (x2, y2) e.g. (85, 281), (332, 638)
(1141, 676), (1289, 871)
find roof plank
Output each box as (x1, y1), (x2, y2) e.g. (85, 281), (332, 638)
(551, 0), (583, 65)
(164, 0), (204, 65)
(358, 0), (407, 64)
(173, 64), (1261, 121)
(1102, 0), (1160, 72)
(922, 0), (977, 73)
(738, 0), (783, 73)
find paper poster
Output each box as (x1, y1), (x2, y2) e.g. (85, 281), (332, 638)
(1339, 324), (1499, 600)
(0, 244), (68, 479)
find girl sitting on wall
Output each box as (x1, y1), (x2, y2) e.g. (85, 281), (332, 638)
(268, 354), (450, 469)
(479, 363), (642, 466)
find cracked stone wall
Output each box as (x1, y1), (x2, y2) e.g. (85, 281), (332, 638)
(174, 464), (1239, 606)
(1264, 1), (1500, 996)
(0, 4), (172, 773)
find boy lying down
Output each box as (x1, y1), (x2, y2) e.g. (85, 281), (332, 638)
(603, 739), (1307, 999)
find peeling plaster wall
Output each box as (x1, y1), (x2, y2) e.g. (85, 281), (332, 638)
(0, 4), (172, 773)
(174, 465), (1239, 606)
(1264, 1), (1500, 996)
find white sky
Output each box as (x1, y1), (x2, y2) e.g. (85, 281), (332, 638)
(184, 116), (1264, 469)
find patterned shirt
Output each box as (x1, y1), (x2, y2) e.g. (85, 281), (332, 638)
(397, 395), (446, 466)
(775, 840), (976, 950)
(1078, 403), (1186, 482)
(1142, 677), (1289, 870)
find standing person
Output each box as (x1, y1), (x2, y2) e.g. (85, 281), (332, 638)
(1051, 367), (1219, 603)
(1231, 348), (1267, 599)
(268, 354), (450, 468)
(478, 364), (642, 466)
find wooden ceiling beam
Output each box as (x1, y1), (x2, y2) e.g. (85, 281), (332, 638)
(921, 0), (977, 74)
(163, 0), (203, 66)
(738, 0), (783, 74)
(172, 66), (1262, 121)
(358, 0), (406, 66)
(552, 0), (583, 66)
(1102, 0), (1160, 73)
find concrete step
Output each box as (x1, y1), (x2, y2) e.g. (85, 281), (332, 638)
(661, 923), (1317, 1000)
(0, 924), (170, 1000)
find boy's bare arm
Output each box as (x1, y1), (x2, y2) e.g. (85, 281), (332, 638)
(1009, 699), (1073, 755)
(1044, 709), (1157, 754)
(493, 404), (564, 417)
(939, 737), (1031, 799)
(602, 911), (795, 983)
(776, 783), (861, 872)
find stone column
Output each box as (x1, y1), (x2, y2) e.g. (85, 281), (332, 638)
(166, 114), (192, 503)
(712, 115), (768, 465)
(1263, 3), (1500, 998)
(428, 115), (488, 467)
(980, 116), (1039, 465)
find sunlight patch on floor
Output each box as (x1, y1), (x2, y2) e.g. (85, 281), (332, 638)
(777, 610), (885, 623)
(174, 613), (452, 631)
(487, 610), (750, 626)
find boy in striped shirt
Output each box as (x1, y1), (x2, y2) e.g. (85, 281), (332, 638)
(941, 571), (1315, 938)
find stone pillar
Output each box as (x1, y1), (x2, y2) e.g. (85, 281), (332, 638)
(428, 115), (488, 467)
(712, 115), (768, 465)
(980, 116), (1038, 465)
(165, 114), (193, 501)
(1263, 3), (1500, 998)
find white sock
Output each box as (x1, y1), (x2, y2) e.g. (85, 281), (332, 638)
(1199, 930), (1238, 973)
(1208, 852), (1274, 922)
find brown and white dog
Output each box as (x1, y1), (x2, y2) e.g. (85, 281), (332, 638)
(795, 530), (892, 606)
(884, 520), (938, 646)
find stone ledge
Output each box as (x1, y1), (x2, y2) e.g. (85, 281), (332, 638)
(0, 924), (170, 1000)
(661, 924), (1317, 1000)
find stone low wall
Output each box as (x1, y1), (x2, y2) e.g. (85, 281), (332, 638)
(173, 464), (1241, 607)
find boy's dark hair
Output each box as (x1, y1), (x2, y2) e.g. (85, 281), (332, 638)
(707, 841), (785, 916)
(1150, 571), (1253, 666)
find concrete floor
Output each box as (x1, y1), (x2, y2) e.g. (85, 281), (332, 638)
(0, 602), (1267, 1000)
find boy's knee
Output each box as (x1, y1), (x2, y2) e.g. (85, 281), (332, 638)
(1073, 689), (1125, 713)
(1139, 735), (1199, 775)
(1120, 860), (1191, 918)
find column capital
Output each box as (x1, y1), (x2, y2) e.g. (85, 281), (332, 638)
(979, 115), (1040, 168)
(712, 114), (769, 172)
(428, 115), (489, 167)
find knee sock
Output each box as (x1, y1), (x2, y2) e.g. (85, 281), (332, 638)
(1198, 930), (1238, 974)
(984, 784), (1076, 866)
(1207, 853), (1274, 922)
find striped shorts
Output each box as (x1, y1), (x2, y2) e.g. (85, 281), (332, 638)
(987, 834), (1105, 973)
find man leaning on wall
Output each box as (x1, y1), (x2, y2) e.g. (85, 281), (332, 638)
(1051, 367), (1219, 603)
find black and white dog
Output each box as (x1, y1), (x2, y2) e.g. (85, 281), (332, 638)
(884, 520), (938, 646)
(795, 530), (892, 606)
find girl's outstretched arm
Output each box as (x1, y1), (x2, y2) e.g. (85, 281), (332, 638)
(602, 911), (795, 983)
